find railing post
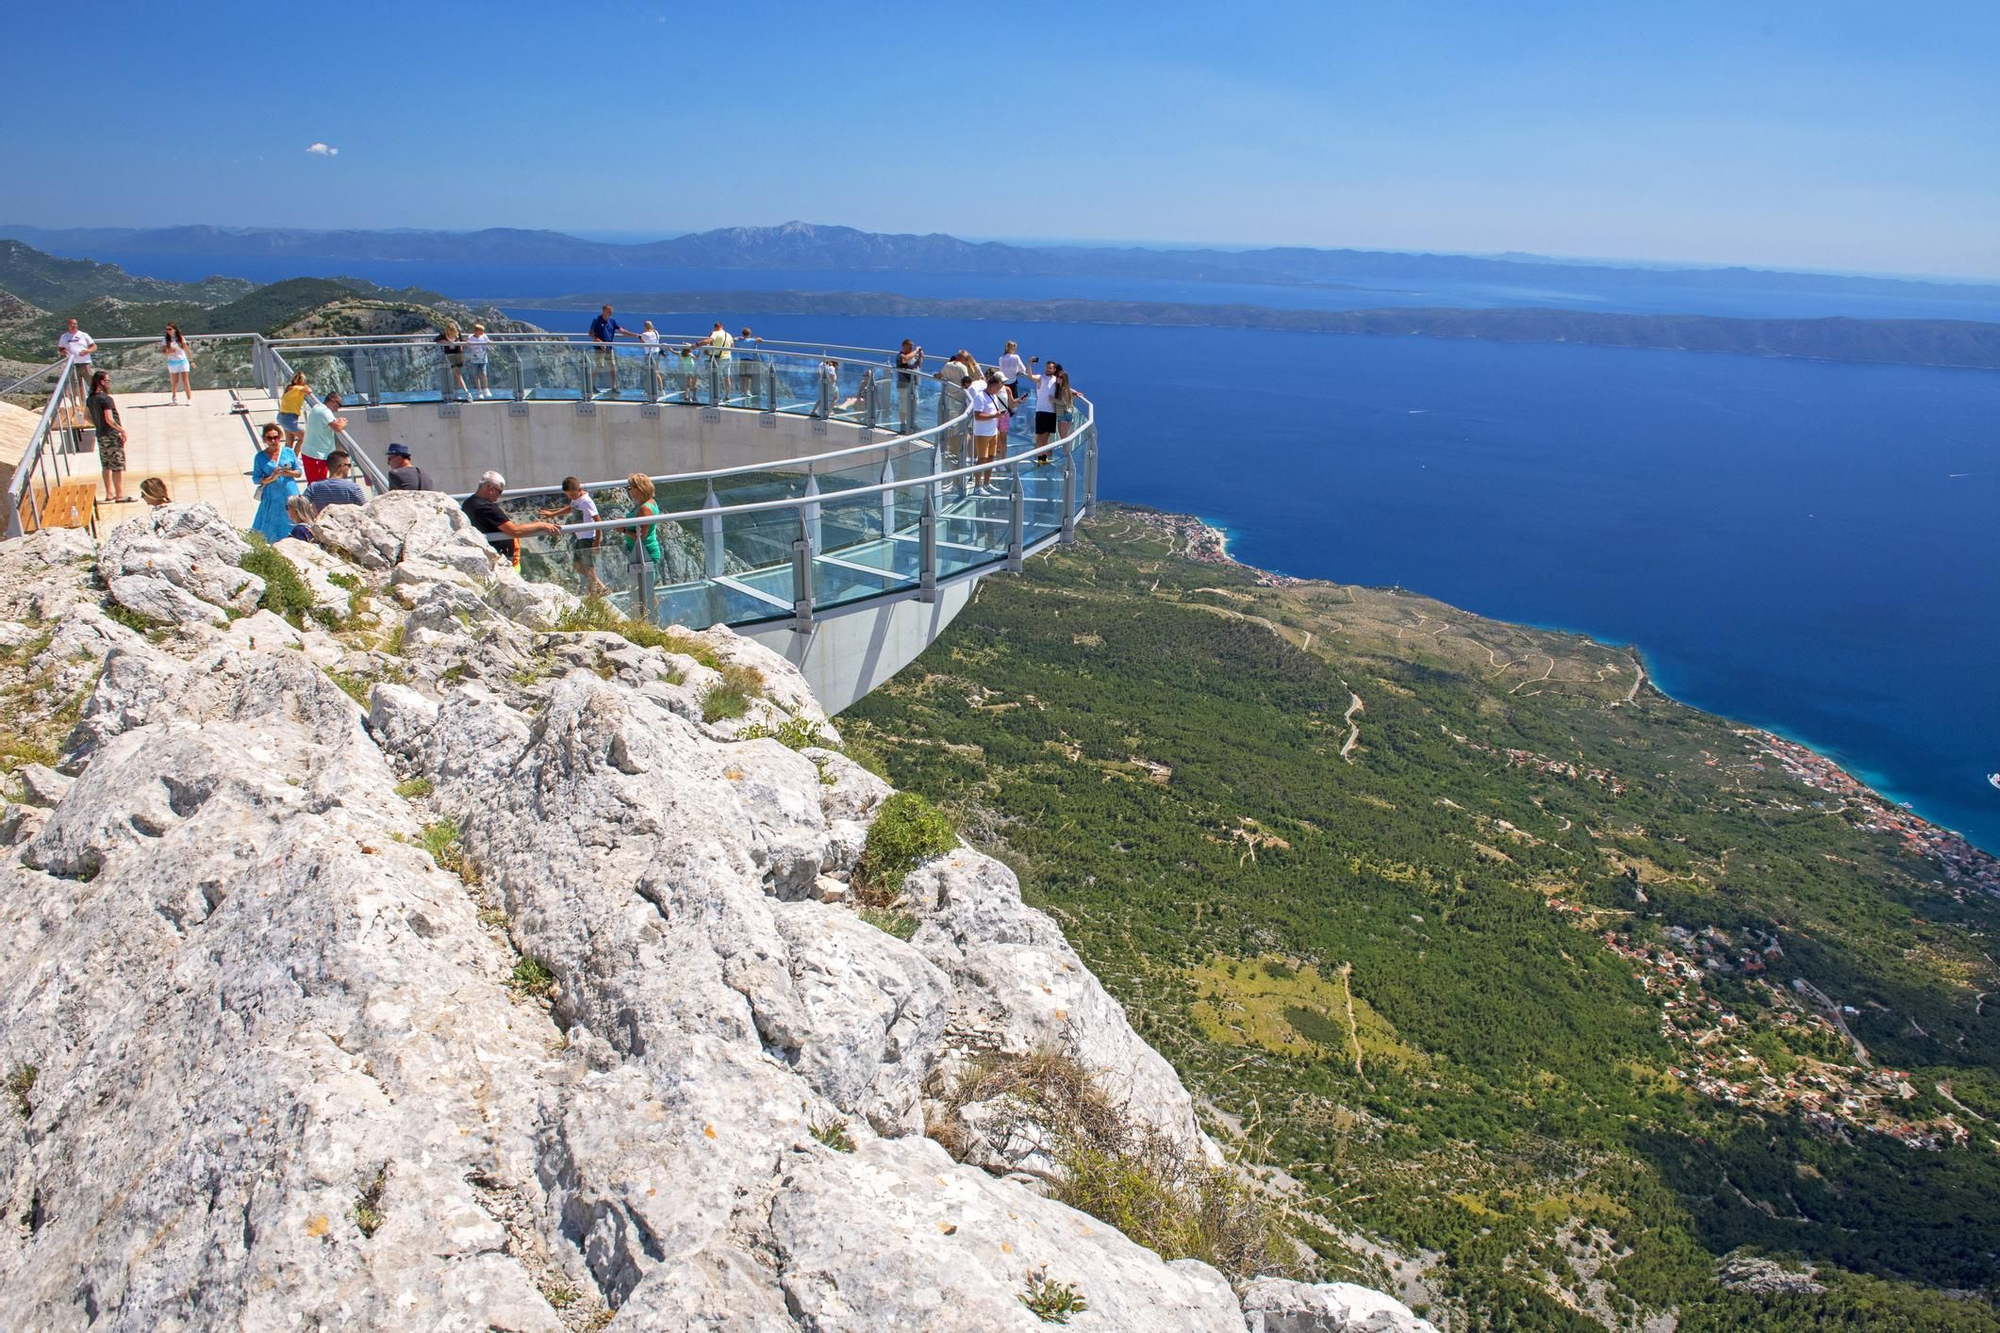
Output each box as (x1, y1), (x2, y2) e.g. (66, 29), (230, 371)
(802, 471), (822, 556)
(879, 457), (897, 542)
(636, 551), (658, 622)
(918, 482), (938, 604)
(791, 510), (815, 633)
(701, 480), (724, 578)
(578, 351), (592, 401)
(1083, 421), (1098, 517)
(1007, 467), (1026, 572)
(1061, 438), (1078, 544)
(708, 360), (722, 407)
(511, 350), (525, 401)
(862, 370), (878, 430)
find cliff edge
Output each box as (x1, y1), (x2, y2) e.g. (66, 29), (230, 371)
(0, 496), (1431, 1331)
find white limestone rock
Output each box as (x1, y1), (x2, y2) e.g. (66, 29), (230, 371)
(106, 571), (227, 626)
(272, 535), (360, 611)
(909, 849), (1215, 1164)
(13, 764), (71, 808)
(367, 682), (440, 762)
(768, 1136), (1247, 1332)
(0, 525), (95, 625)
(1241, 1278), (1442, 1332)
(67, 638), (194, 757)
(98, 502), (262, 615)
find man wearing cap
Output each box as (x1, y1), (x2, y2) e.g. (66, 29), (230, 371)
(384, 442), (437, 492)
(300, 390), (348, 483)
(461, 470), (559, 561)
(303, 450), (368, 509)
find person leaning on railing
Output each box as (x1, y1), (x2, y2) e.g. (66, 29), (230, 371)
(461, 470), (558, 562)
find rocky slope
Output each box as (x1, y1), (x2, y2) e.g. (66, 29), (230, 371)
(0, 496), (1431, 1331)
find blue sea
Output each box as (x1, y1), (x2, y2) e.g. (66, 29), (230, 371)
(87, 250), (2000, 852)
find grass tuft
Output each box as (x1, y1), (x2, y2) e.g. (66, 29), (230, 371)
(1020, 1269), (1088, 1324)
(510, 956), (556, 999)
(858, 906), (918, 941)
(809, 1117), (856, 1152)
(699, 660), (764, 724)
(421, 820), (476, 882)
(103, 602), (163, 635)
(393, 776), (433, 800)
(556, 597), (720, 666)
(353, 1163), (390, 1238)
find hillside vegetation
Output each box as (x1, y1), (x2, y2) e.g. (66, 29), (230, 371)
(0, 240), (531, 372)
(844, 505), (2000, 1331)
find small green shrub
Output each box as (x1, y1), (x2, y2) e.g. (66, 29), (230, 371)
(327, 572), (361, 592)
(240, 539), (316, 629)
(855, 793), (956, 902)
(354, 1163), (390, 1238)
(858, 907), (918, 941)
(557, 597), (720, 666)
(0, 734), (59, 776)
(809, 1117), (855, 1153)
(5, 1065), (35, 1120)
(383, 623), (407, 656)
(511, 957), (556, 999)
(440, 663), (470, 684)
(544, 1284), (579, 1310)
(700, 661), (765, 724)
(1020, 1270), (1088, 1324)
(393, 777), (433, 800)
(1055, 1134), (1294, 1283)
(738, 715), (832, 752)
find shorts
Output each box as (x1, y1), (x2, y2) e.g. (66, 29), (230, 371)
(301, 455), (330, 483)
(1034, 411), (1057, 434)
(276, 412), (301, 433)
(166, 358), (190, 374)
(571, 533), (599, 555)
(97, 432), (126, 472)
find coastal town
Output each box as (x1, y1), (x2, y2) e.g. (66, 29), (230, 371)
(1749, 731), (2000, 898)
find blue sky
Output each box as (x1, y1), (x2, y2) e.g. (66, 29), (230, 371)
(9, 0), (1997, 277)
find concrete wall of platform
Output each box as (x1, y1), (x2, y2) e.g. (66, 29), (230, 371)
(341, 401), (892, 494)
(744, 580), (976, 715)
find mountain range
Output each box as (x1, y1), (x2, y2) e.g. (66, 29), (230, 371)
(6, 221), (2000, 305)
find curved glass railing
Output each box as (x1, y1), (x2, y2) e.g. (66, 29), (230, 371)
(260, 333), (1096, 631)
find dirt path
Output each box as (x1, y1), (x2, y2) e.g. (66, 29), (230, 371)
(1340, 690), (1364, 763)
(1339, 963), (1372, 1089)
(1613, 651), (1646, 706)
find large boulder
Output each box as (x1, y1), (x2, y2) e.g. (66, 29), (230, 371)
(97, 502), (262, 618)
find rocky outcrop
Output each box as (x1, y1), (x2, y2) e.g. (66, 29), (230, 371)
(0, 496), (1427, 1330)
(1241, 1279), (1440, 1332)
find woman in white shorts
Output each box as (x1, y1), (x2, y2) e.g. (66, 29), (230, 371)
(162, 322), (193, 405)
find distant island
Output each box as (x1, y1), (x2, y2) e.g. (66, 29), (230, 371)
(7, 219), (2000, 306)
(500, 288), (2000, 372)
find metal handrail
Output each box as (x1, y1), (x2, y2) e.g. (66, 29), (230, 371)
(266, 343), (396, 494)
(528, 394), (1092, 536)
(0, 358), (66, 398)
(2, 361), (78, 540)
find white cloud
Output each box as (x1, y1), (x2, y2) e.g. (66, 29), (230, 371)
(306, 142), (339, 157)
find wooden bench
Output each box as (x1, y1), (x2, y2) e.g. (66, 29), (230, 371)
(17, 477), (99, 535)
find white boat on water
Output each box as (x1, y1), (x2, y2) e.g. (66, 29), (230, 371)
(1989, 772), (2000, 791)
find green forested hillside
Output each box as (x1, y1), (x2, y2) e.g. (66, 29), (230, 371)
(845, 506), (2000, 1331)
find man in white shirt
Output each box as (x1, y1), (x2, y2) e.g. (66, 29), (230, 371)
(57, 319), (96, 416)
(465, 323), (493, 398)
(706, 322), (734, 401)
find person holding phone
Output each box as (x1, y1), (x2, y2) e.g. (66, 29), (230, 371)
(251, 421), (305, 543)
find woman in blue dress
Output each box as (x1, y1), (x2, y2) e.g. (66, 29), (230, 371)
(251, 421), (304, 543)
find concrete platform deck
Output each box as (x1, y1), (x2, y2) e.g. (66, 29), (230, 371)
(99, 388), (272, 529)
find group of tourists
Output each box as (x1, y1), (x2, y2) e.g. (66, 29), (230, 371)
(430, 321), (495, 400)
(53, 320), (210, 506)
(587, 308), (761, 403)
(251, 382), (370, 543)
